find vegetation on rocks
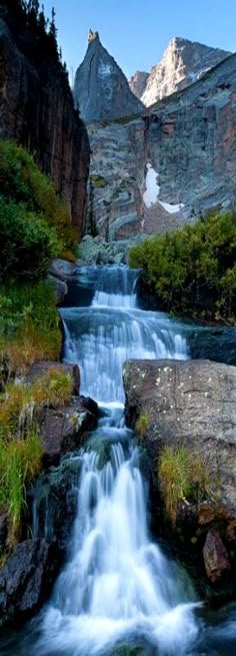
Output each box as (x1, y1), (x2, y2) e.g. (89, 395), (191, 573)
(0, 136), (76, 549)
(159, 445), (213, 525)
(135, 413), (150, 439)
(0, 367), (73, 543)
(129, 210), (236, 321)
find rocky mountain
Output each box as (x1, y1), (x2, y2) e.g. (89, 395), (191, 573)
(87, 52), (236, 242)
(73, 30), (144, 122)
(129, 37), (231, 106)
(0, 3), (90, 235)
(129, 71), (148, 99)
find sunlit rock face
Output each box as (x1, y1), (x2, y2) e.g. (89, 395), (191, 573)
(73, 32), (144, 122)
(130, 37), (231, 107)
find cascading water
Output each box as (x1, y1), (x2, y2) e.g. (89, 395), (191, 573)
(34, 266), (199, 656)
(1, 265), (236, 655)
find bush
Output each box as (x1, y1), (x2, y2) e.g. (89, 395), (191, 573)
(0, 197), (61, 280)
(129, 210), (236, 321)
(0, 140), (77, 267)
(159, 445), (212, 525)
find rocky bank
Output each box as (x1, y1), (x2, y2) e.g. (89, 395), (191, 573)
(123, 358), (236, 595)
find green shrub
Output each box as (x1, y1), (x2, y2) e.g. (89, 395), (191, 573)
(0, 140), (77, 260)
(0, 197), (61, 280)
(129, 210), (236, 320)
(159, 446), (212, 525)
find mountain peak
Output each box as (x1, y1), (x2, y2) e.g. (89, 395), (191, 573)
(73, 34), (144, 122)
(88, 28), (100, 43)
(129, 37), (231, 106)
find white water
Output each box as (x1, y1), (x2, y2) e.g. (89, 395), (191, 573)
(37, 266), (199, 655)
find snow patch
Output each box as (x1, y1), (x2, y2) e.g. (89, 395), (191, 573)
(159, 200), (185, 214)
(143, 163), (184, 214)
(143, 163), (160, 208)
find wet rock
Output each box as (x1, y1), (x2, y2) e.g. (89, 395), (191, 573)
(203, 530), (231, 583)
(0, 539), (60, 626)
(26, 361), (80, 397)
(29, 457), (81, 552)
(47, 275), (68, 306)
(48, 259), (78, 282)
(40, 397), (98, 467)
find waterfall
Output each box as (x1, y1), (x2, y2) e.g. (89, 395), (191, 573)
(34, 266), (199, 656)
(60, 265), (188, 403)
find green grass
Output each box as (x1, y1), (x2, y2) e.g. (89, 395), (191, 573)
(129, 210), (236, 321)
(159, 445), (212, 525)
(0, 430), (43, 544)
(135, 413), (150, 439)
(0, 280), (61, 374)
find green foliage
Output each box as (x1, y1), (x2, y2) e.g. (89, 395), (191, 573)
(0, 140), (76, 272)
(159, 446), (212, 525)
(129, 210), (236, 320)
(0, 280), (61, 373)
(135, 413), (150, 439)
(0, 197), (60, 280)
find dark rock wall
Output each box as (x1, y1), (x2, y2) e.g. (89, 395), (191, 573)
(0, 12), (90, 235)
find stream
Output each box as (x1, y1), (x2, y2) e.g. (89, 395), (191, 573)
(0, 265), (236, 655)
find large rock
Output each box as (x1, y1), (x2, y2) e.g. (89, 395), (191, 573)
(39, 397), (98, 466)
(134, 36), (230, 106)
(0, 9), (90, 234)
(0, 539), (60, 626)
(123, 358), (236, 590)
(73, 30), (144, 122)
(123, 358), (236, 516)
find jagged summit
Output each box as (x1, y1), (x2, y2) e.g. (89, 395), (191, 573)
(73, 33), (144, 123)
(129, 36), (231, 106)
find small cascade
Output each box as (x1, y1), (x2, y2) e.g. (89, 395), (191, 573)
(60, 266), (188, 403)
(37, 439), (198, 656)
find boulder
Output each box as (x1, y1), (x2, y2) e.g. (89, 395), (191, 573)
(123, 358), (236, 516)
(203, 530), (231, 583)
(39, 397), (98, 466)
(123, 358), (236, 591)
(0, 539), (60, 626)
(48, 259), (77, 282)
(47, 275), (68, 306)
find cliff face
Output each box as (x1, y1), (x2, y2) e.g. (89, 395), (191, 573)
(0, 14), (90, 235)
(73, 32), (144, 122)
(130, 37), (231, 107)
(87, 53), (236, 241)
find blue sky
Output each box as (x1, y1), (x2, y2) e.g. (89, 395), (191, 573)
(43, 0), (236, 80)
